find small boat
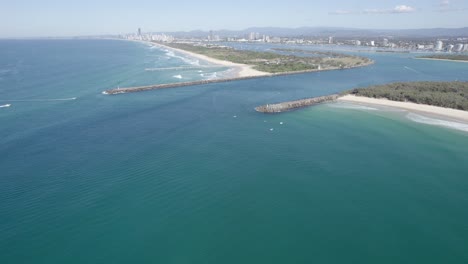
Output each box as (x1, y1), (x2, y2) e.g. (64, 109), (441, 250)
(0, 104), (11, 108)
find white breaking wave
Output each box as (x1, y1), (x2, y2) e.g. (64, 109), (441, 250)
(165, 50), (200, 66)
(0, 97), (77, 102)
(406, 113), (468, 132)
(173, 75), (182, 79)
(0, 104), (11, 108)
(201, 72), (218, 80)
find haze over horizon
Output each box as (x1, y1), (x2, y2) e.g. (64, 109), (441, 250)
(1, 0), (468, 38)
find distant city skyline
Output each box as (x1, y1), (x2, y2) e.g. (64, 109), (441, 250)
(1, 0), (468, 38)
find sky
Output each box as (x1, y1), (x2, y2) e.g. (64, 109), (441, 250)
(0, 0), (467, 37)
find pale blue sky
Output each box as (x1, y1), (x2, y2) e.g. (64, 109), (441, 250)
(1, 0), (467, 37)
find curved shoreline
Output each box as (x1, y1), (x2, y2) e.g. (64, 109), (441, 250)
(103, 39), (374, 95)
(149, 42), (269, 77)
(337, 95), (468, 123)
(253, 93), (468, 124)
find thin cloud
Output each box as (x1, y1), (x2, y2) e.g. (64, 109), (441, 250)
(330, 5), (417, 15)
(436, 0), (468, 12)
(440, 0), (450, 6)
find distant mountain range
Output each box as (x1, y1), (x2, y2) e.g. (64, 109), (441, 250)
(154, 27), (468, 38)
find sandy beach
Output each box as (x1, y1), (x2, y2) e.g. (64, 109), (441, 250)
(149, 42), (270, 78)
(338, 95), (468, 123)
(415, 58), (468, 63)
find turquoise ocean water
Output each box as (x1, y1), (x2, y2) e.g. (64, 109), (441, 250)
(1, 39), (468, 263)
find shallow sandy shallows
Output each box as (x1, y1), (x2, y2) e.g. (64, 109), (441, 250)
(338, 95), (468, 123)
(151, 42), (270, 78)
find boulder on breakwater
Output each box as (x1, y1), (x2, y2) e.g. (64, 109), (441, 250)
(255, 94), (339, 113)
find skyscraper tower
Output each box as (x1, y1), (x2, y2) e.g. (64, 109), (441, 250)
(138, 28), (142, 36)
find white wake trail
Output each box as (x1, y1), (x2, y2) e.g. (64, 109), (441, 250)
(0, 97), (77, 102)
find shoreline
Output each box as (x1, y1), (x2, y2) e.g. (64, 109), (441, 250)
(103, 39), (374, 95)
(415, 57), (468, 63)
(149, 42), (270, 78)
(337, 95), (468, 123)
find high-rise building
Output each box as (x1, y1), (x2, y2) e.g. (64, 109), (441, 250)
(138, 28), (142, 36)
(463, 44), (468, 52)
(355, 40), (361, 46)
(370, 41), (375, 46)
(382, 38), (389, 47)
(328, 36), (334, 44)
(209, 30), (214, 41)
(455, 43), (464, 52)
(435, 40), (443, 51)
(447, 44), (454, 52)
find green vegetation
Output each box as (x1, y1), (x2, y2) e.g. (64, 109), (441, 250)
(271, 48), (358, 58)
(163, 43), (372, 73)
(344, 81), (468, 110)
(418, 54), (468, 61)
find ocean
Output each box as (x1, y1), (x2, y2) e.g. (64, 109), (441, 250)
(1, 39), (468, 263)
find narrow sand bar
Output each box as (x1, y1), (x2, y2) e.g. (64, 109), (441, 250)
(338, 95), (468, 123)
(415, 58), (468, 63)
(150, 42), (270, 78)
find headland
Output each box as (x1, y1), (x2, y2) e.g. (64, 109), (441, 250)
(104, 40), (373, 95)
(255, 81), (468, 123)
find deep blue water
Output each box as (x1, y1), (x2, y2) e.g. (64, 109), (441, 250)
(1, 39), (468, 263)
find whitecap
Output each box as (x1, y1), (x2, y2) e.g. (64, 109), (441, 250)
(406, 113), (468, 132)
(202, 72), (218, 80)
(173, 75), (182, 79)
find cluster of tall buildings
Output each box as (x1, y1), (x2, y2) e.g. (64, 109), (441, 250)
(121, 28), (174, 43)
(417, 40), (468, 52)
(221, 32), (275, 43)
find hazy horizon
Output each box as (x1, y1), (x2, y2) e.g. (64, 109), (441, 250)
(1, 0), (468, 38)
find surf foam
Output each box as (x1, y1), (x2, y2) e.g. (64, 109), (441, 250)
(406, 113), (468, 132)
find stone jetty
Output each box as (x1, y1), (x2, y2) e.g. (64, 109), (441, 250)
(102, 60), (374, 95)
(255, 94), (339, 113)
(102, 75), (269, 95)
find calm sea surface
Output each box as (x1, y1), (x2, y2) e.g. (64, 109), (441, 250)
(1, 39), (468, 263)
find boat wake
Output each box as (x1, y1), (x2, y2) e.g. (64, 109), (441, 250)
(404, 66), (422, 74)
(173, 75), (183, 79)
(406, 113), (468, 132)
(0, 97), (77, 102)
(0, 104), (11, 108)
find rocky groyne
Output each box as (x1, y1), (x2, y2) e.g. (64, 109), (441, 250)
(255, 94), (339, 113)
(102, 76), (269, 95)
(102, 60), (373, 95)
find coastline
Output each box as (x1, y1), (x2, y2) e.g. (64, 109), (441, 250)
(338, 95), (468, 123)
(149, 42), (270, 78)
(103, 39), (374, 95)
(415, 57), (468, 63)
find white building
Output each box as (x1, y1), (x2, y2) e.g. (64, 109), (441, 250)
(447, 44), (454, 52)
(435, 40), (443, 51)
(328, 36), (334, 44)
(455, 44), (464, 52)
(382, 38), (389, 47)
(463, 44), (468, 52)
